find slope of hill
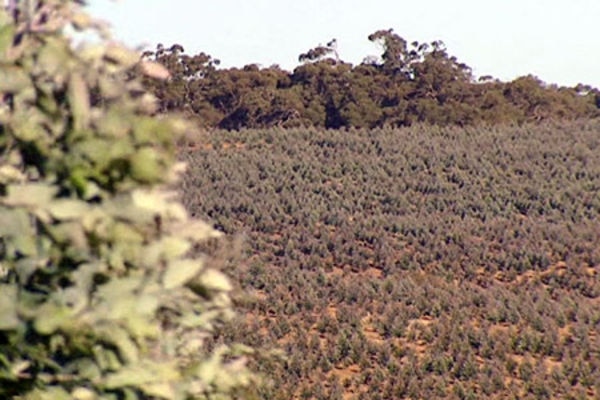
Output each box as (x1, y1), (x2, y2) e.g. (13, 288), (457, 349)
(179, 119), (600, 399)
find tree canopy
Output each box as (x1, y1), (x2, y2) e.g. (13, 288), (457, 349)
(140, 29), (600, 130)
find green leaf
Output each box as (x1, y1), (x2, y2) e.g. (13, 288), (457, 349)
(107, 248), (125, 271)
(141, 382), (176, 399)
(92, 346), (122, 371)
(170, 219), (222, 241)
(139, 61), (170, 80)
(12, 110), (48, 142)
(0, 207), (32, 236)
(34, 302), (72, 335)
(196, 346), (227, 385)
(47, 199), (91, 220)
(103, 361), (180, 389)
(96, 109), (132, 138)
(68, 167), (90, 197)
(163, 258), (204, 290)
(11, 233), (38, 257)
(27, 386), (71, 400)
(46, 221), (87, 251)
(37, 90), (60, 116)
(15, 258), (43, 283)
(72, 138), (115, 169)
(142, 237), (191, 266)
(65, 358), (102, 382)
(180, 309), (220, 329)
(36, 36), (71, 79)
(95, 276), (140, 300)
(0, 164), (26, 183)
(0, 22), (15, 56)
(103, 44), (139, 68)
(131, 117), (162, 145)
(128, 189), (167, 212)
(131, 189), (188, 221)
(111, 222), (144, 244)
(124, 313), (160, 339)
(10, 360), (31, 379)
(135, 292), (160, 316)
(0, 284), (20, 330)
(129, 147), (162, 183)
(98, 76), (126, 100)
(2, 183), (57, 208)
(71, 387), (96, 400)
(0, 66), (31, 93)
(96, 326), (139, 364)
(132, 116), (184, 146)
(199, 269), (232, 292)
(71, 262), (106, 293)
(94, 276), (155, 322)
(68, 72), (91, 131)
(71, 12), (93, 31)
(105, 192), (164, 224)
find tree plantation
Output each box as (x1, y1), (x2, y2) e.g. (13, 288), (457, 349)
(1, 1), (599, 399)
(179, 120), (600, 399)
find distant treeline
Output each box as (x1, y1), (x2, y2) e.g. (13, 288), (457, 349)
(139, 29), (600, 129)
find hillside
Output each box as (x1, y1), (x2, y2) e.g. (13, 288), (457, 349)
(179, 120), (600, 399)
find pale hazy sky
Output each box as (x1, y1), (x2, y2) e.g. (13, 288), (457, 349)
(86, 0), (599, 87)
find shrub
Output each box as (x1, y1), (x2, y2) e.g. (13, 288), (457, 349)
(0, 1), (255, 398)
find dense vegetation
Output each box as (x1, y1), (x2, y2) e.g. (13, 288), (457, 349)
(179, 120), (600, 399)
(140, 30), (600, 130)
(3, 2), (599, 398)
(0, 1), (255, 398)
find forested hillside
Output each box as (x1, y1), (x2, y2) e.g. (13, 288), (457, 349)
(139, 30), (599, 130)
(139, 23), (599, 400)
(179, 120), (600, 399)
(3, 2), (599, 399)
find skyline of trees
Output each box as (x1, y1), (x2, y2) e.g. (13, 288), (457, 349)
(139, 29), (599, 130)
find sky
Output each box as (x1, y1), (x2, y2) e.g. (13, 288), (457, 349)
(86, 0), (600, 87)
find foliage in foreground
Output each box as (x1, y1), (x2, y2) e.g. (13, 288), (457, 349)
(0, 1), (255, 398)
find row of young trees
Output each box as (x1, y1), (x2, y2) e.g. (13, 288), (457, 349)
(180, 120), (600, 399)
(140, 30), (600, 130)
